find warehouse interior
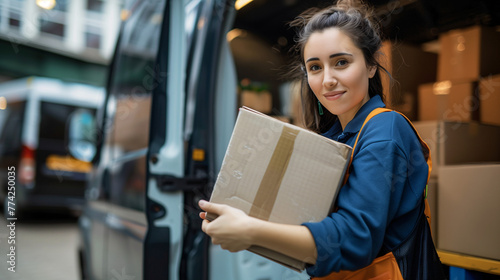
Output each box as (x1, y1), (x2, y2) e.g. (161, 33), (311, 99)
(229, 1), (500, 278)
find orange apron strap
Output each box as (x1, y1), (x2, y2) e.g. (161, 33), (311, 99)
(343, 108), (393, 185)
(343, 108), (433, 224)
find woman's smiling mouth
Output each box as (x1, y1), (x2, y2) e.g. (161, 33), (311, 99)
(323, 91), (345, 100)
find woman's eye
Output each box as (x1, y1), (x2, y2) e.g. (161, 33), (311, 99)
(336, 59), (348, 67)
(309, 65), (321, 71)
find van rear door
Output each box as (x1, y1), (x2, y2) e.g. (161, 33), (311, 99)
(146, 0), (237, 279)
(35, 102), (96, 209)
(99, 0), (169, 279)
(147, 0), (308, 279)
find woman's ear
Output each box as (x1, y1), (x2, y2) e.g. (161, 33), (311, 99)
(368, 65), (377, 78)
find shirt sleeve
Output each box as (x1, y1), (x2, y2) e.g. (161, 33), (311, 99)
(303, 137), (410, 277)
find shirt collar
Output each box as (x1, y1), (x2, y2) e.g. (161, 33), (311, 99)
(322, 95), (386, 139)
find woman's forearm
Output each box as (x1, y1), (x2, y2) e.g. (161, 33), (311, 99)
(199, 200), (317, 264)
(249, 217), (317, 264)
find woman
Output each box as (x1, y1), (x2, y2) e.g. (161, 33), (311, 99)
(199, 0), (445, 278)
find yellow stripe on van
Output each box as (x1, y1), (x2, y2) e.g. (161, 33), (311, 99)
(46, 155), (92, 173)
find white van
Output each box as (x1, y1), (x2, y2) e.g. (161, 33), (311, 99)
(0, 77), (104, 215)
(71, 0), (309, 279)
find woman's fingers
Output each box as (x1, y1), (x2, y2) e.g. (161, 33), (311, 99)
(199, 211), (206, 220)
(198, 200), (253, 252)
(201, 218), (211, 234)
(198, 199), (225, 216)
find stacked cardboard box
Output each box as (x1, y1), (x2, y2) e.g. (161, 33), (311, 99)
(437, 25), (500, 82)
(414, 122), (500, 260)
(414, 26), (500, 259)
(240, 89), (272, 114)
(418, 81), (477, 122)
(419, 25), (500, 122)
(413, 121), (500, 178)
(478, 74), (500, 126)
(437, 164), (500, 261)
(414, 121), (500, 246)
(379, 41), (437, 120)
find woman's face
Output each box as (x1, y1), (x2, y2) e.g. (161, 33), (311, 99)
(304, 27), (376, 127)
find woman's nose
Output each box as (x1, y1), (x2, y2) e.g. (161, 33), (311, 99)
(322, 68), (337, 88)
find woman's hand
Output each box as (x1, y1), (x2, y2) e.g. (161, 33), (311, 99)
(199, 200), (255, 252)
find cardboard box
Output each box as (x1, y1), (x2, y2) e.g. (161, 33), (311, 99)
(437, 164), (500, 261)
(379, 41), (438, 120)
(418, 81), (478, 122)
(438, 25), (500, 82)
(240, 90), (272, 114)
(208, 107), (352, 271)
(413, 121), (500, 177)
(479, 74), (500, 126)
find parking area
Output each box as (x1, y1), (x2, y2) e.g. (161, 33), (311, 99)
(0, 213), (79, 280)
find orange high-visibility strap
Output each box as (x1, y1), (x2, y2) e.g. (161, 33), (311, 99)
(343, 108), (432, 186)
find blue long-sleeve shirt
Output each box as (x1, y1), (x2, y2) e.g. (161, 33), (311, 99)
(303, 95), (429, 277)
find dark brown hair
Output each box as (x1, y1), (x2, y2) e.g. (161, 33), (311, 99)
(290, 0), (388, 133)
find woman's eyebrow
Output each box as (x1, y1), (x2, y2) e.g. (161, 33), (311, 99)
(305, 52), (353, 63)
(330, 52), (353, 58)
(305, 57), (320, 63)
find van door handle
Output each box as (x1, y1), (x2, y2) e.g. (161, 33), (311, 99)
(153, 174), (209, 192)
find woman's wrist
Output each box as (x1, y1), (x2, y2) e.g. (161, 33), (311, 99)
(245, 215), (265, 247)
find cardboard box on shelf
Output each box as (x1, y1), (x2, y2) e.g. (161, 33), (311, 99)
(438, 25), (500, 82)
(413, 120), (500, 177)
(240, 90), (273, 114)
(418, 81), (478, 122)
(207, 107), (352, 271)
(479, 74), (500, 126)
(437, 164), (500, 261)
(379, 41), (438, 120)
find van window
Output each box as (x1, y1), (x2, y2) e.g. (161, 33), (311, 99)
(106, 0), (166, 211)
(38, 102), (96, 152)
(0, 101), (26, 157)
(108, 2), (164, 155)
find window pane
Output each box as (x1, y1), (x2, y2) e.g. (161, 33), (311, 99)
(86, 0), (103, 12)
(8, 12), (20, 28)
(106, 0), (166, 211)
(39, 102), (96, 143)
(0, 101), (25, 156)
(85, 32), (101, 48)
(108, 0), (166, 153)
(40, 19), (65, 37)
(52, 0), (68, 12)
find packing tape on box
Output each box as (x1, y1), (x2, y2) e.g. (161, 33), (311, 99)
(248, 125), (300, 221)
